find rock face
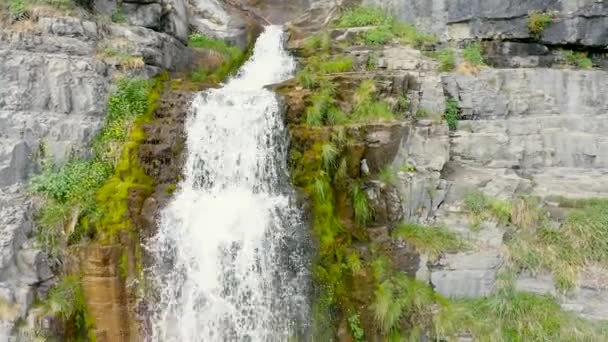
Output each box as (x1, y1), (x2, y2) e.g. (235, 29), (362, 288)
(344, 10), (608, 322)
(363, 0), (608, 47)
(0, 2), (192, 337)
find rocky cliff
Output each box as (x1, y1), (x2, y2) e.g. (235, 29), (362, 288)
(1, 0), (607, 340)
(0, 0), (259, 338)
(281, 0), (608, 339)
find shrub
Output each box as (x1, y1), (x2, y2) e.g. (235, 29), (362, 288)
(528, 11), (554, 38)
(348, 313), (365, 341)
(463, 42), (484, 66)
(31, 160), (111, 204)
(563, 51), (593, 69)
(393, 223), (466, 260)
(444, 97), (459, 130)
(434, 49), (455, 72)
(336, 6), (393, 27)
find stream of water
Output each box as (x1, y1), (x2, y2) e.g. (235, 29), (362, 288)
(147, 26), (310, 341)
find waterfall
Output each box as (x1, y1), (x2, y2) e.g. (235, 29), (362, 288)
(147, 26), (311, 341)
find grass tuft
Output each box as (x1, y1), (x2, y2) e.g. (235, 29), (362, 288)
(444, 98), (459, 130)
(564, 50), (593, 69)
(352, 183), (372, 225)
(434, 49), (455, 72)
(336, 6), (393, 27)
(393, 223), (466, 260)
(462, 42), (484, 66)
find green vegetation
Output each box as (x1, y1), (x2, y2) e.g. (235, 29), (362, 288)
(303, 33), (331, 55)
(364, 26), (395, 45)
(353, 99), (396, 123)
(320, 143), (338, 172)
(463, 190), (512, 229)
(99, 48), (145, 70)
(509, 198), (608, 290)
(564, 50), (593, 69)
(462, 42), (484, 66)
(370, 256), (448, 337)
(111, 6), (126, 23)
(348, 313), (365, 342)
(400, 163), (416, 173)
(296, 69), (319, 90)
(187, 33), (247, 84)
(352, 183), (372, 226)
(307, 55), (354, 74)
(415, 107), (430, 118)
(444, 97), (459, 130)
(379, 165), (398, 185)
(366, 53), (378, 70)
(336, 6), (392, 27)
(8, 0), (27, 19)
(45, 276), (96, 341)
(31, 77), (160, 255)
(393, 223), (467, 260)
(336, 6), (436, 47)
(528, 10), (555, 39)
(434, 49), (455, 72)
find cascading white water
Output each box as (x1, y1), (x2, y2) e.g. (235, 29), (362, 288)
(147, 26), (311, 341)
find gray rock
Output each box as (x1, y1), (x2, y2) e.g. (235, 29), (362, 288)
(93, 0), (118, 16)
(363, 0), (608, 47)
(124, 3), (162, 30)
(108, 24), (190, 70)
(189, 0), (249, 48)
(38, 16), (99, 40)
(430, 250), (504, 298)
(161, 0), (190, 43)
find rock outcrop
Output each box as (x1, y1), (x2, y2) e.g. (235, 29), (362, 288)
(364, 0), (608, 47)
(0, 0), (195, 336)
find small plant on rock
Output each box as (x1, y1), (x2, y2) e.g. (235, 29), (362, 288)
(528, 10), (555, 39)
(379, 165), (398, 185)
(8, 0), (27, 20)
(351, 183), (372, 225)
(434, 49), (455, 72)
(444, 97), (459, 130)
(336, 6), (392, 27)
(563, 50), (593, 69)
(111, 6), (127, 23)
(463, 42), (485, 66)
(393, 223), (467, 260)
